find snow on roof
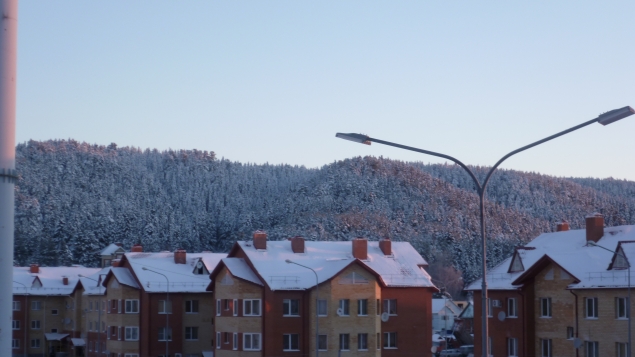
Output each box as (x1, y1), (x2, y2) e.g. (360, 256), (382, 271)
(79, 267), (111, 296)
(100, 243), (125, 256)
(110, 267), (140, 289)
(467, 225), (635, 291)
(13, 266), (101, 296)
(222, 258), (263, 286)
(125, 251), (226, 293)
(237, 240), (434, 291)
(432, 298), (462, 315)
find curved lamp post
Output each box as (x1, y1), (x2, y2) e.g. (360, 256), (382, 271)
(587, 241), (631, 357)
(79, 274), (106, 356)
(336, 106), (634, 357)
(285, 259), (320, 357)
(143, 267), (170, 357)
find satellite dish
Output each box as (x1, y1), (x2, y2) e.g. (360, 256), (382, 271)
(431, 346), (438, 353)
(336, 308), (344, 316)
(64, 318), (71, 325)
(497, 311), (506, 321)
(573, 338), (582, 349)
(381, 312), (390, 322)
(196, 261), (204, 269)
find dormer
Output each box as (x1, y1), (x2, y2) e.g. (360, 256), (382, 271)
(608, 241), (635, 270)
(193, 259), (209, 275)
(508, 251), (525, 273)
(31, 276), (43, 288)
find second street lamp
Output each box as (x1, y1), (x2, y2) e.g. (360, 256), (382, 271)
(336, 106), (634, 357)
(285, 259), (320, 357)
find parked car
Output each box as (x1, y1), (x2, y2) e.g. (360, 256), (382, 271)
(439, 349), (462, 357)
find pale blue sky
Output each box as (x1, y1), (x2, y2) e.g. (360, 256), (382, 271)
(17, 1), (635, 180)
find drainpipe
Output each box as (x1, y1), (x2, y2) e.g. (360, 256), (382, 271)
(516, 290), (525, 357)
(570, 290), (579, 357)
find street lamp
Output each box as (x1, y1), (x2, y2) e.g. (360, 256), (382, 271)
(587, 241), (631, 357)
(336, 106), (634, 357)
(13, 280), (28, 357)
(143, 267), (170, 357)
(79, 274), (105, 356)
(285, 259), (320, 357)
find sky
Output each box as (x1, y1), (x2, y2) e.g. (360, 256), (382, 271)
(16, 1), (635, 180)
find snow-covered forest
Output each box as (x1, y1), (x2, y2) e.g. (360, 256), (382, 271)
(13, 140), (635, 284)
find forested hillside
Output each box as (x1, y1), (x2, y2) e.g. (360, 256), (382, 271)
(13, 140), (635, 284)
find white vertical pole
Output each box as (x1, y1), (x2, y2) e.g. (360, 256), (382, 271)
(0, 0), (18, 356)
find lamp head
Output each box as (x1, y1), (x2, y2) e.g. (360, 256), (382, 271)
(142, 267), (148, 271)
(335, 133), (371, 145)
(285, 259), (292, 264)
(597, 106), (634, 126)
(586, 240), (598, 247)
(78, 274), (84, 278)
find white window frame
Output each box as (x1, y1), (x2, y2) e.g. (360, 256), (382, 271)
(540, 297), (552, 318)
(31, 320), (41, 329)
(616, 297), (629, 319)
(185, 326), (199, 341)
(383, 332), (397, 349)
(243, 299), (261, 316)
(338, 299), (350, 316)
(243, 333), (261, 351)
(233, 332), (238, 350)
(233, 299), (238, 316)
(12, 339), (19, 349)
(125, 326), (139, 341)
(317, 299), (327, 316)
(507, 337), (518, 357)
(318, 334), (328, 351)
(358, 333), (368, 351)
(283, 299), (300, 316)
(507, 298), (517, 318)
(383, 299), (397, 316)
(566, 326), (574, 340)
(185, 300), (199, 314)
(124, 354), (139, 357)
(12, 320), (19, 330)
(585, 297), (598, 319)
(216, 332), (221, 349)
(616, 342), (627, 357)
(541, 338), (552, 357)
(125, 300), (139, 314)
(51, 308), (59, 315)
(158, 300), (172, 314)
(118, 299), (122, 313)
(585, 341), (599, 357)
(283, 334), (300, 351)
(339, 333), (350, 351)
(358, 299), (368, 316)
(31, 339), (40, 348)
(216, 299), (221, 316)
(12, 301), (20, 311)
(31, 301), (41, 310)
(158, 327), (172, 341)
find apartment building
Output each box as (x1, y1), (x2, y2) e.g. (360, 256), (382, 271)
(12, 264), (101, 357)
(210, 232), (437, 357)
(467, 214), (635, 357)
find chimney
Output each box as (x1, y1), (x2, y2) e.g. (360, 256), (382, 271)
(29, 264), (39, 274)
(586, 213), (604, 243)
(131, 244), (143, 253)
(62, 276), (69, 285)
(253, 230), (267, 250)
(291, 237), (305, 253)
(556, 221), (570, 232)
(111, 259), (120, 267)
(379, 238), (392, 255)
(174, 249), (187, 264)
(352, 238), (368, 260)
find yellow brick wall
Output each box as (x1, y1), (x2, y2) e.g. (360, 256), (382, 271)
(104, 280), (141, 356)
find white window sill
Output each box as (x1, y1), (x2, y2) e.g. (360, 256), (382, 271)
(507, 316), (518, 319)
(617, 317), (629, 320)
(283, 350), (300, 352)
(383, 347), (398, 350)
(283, 315), (300, 317)
(243, 349), (261, 352)
(539, 316), (552, 318)
(243, 314), (262, 317)
(585, 317), (598, 320)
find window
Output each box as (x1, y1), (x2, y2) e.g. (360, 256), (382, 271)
(508, 298), (517, 318)
(244, 299), (261, 316)
(616, 297), (629, 319)
(185, 300), (199, 314)
(377, 333), (381, 350)
(566, 326), (574, 340)
(12, 339), (19, 349)
(383, 332), (397, 349)
(89, 301), (93, 311)
(12, 320), (19, 330)
(339, 272), (369, 284)
(158, 300), (172, 314)
(216, 300), (221, 316)
(158, 327), (172, 341)
(125, 300), (139, 313)
(125, 327), (139, 341)
(224, 332), (230, 344)
(224, 299), (229, 311)
(31, 320), (41, 329)
(283, 334), (299, 351)
(540, 339), (552, 357)
(318, 335), (327, 351)
(233, 299), (238, 316)
(12, 301), (20, 311)
(317, 299), (327, 316)
(216, 332), (221, 349)
(339, 334), (350, 351)
(507, 338), (518, 357)
(233, 333), (238, 350)
(51, 309), (58, 315)
(185, 327), (199, 340)
(31, 301), (41, 310)
(616, 342), (627, 357)
(383, 299), (397, 315)
(31, 339), (40, 348)
(334, 299), (350, 316)
(283, 299), (300, 316)
(51, 328), (58, 333)
(358, 333), (368, 350)
(540, 298), (552, 317)
(243, 333), (261, 351)
(376, 299), (380, 315)
(585, 297), (598, 318)
(585, 341), (599, 357)
(358, 299), (368, 316)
